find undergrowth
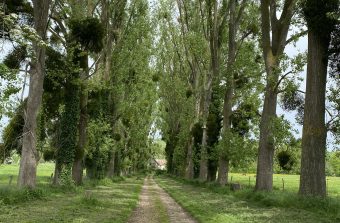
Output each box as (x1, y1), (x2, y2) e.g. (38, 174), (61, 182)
(0, 187), (45, 205)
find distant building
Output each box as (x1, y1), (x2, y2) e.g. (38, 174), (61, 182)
(150, 158), (167, 170)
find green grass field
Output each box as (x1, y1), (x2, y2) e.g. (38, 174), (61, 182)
(0, 162), (54, 186)
(228, 173), (340, 197)
(2, 164), (340, 222)
(155, 175), (340, 223)
(0, 163), (144, 223)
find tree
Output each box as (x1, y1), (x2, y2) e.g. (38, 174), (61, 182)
(299, 0), (339, 197)
(218, 0), (250, 186)
(18, 0), (51, 188)
(256, 0), (298, 191)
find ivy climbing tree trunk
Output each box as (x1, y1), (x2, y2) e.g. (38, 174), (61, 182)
(72, 90), (87, 185)
(18, 0), (51, 188)
(71, 2), (94, 185)
(56, 71), (80, 184)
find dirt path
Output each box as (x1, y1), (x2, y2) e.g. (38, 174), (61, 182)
(127, 176), (197, 223)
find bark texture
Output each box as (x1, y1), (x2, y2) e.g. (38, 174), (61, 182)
(185, 136), (195, 179)
(255, 0), (296, 191)
(255, 72), (278, 190)
(106, 152), (115, 178)
(18, 0), (50, 188)
(299, 31), (329, 197)
(217, 0), (236, 186)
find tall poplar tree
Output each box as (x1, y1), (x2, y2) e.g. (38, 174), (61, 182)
(256, 0), (297, 191)
(18, 0), (51, 188)
(299, 0), (339, 197)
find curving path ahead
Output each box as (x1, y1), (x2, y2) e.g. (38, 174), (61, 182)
(127, 176), (197, 223)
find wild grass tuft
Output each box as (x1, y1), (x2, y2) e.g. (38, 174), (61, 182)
(0, 187), (45, 204)
(80, 190), (101, 206)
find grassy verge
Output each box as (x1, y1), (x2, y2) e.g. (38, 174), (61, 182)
(0, 163), (144, 223)
(155, 175), (340, 223)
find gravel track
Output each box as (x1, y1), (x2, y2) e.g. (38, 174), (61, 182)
(127, 176), (197, 223)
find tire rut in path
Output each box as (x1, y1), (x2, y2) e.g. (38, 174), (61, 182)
(127, 176), (197, 223)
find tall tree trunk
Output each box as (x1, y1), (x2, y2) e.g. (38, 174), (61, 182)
(218, 0), (239, 186)
(255, 69), (278, 190)
(298, 0), (338, 198)
(199, 0), (218, 182)
(106, 152), (115, 178)
(199, 112), (209, 181)
(207, 159), (218, 181)
(18, 0), (50, 188)
(217, 157), (229, 184)
(199, 79), (213, 181)
(72, 87), (87, 185)
(255, 0), (296, 191)
(185, 136), (195, 179)
(72, 54), (88, 185)
(299, 31), (329, 197)
(218, 87), (233, 186)
(114, 150), (121, 176)
(53, 160), (60, 185)
(185, 64), (200, 180)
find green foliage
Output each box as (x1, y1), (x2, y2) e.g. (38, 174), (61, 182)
(0, 64), (21, 119)
(42, 147), (55, 162)
(302, 0), (339, 41)
(231, 103), (258, 136)
(3, 45), (27, 69)
(328, 25), (340, 145)
(328, 151), (340, 176)
(274, 138), (301, 174)
(39, 47), (68, 143)
(281, 88), (304, 111)
(1, 100), (25, 159)
(59, 164), (75, 187)
(218, 131), (257, 169)
(0, 187), (44, 205)
(269, 116), (296, 148)
(2, 0), (33, 15)
(106, 0), (157, 174)
(85, 118), (114, 179)
(150, 140), (166, 159)
(0, 0), (33, 41)
(277, 150), (296, 172)
(56, 74), (80, 176)
(329, 25), (340, 76)
(69, 17), (105, 53)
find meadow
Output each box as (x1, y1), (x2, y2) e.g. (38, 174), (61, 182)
(0, 163), (144, 223)
(155, 175), (340, 223)
(2, 163), (340, 222)
(228, 173), (340, 197)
